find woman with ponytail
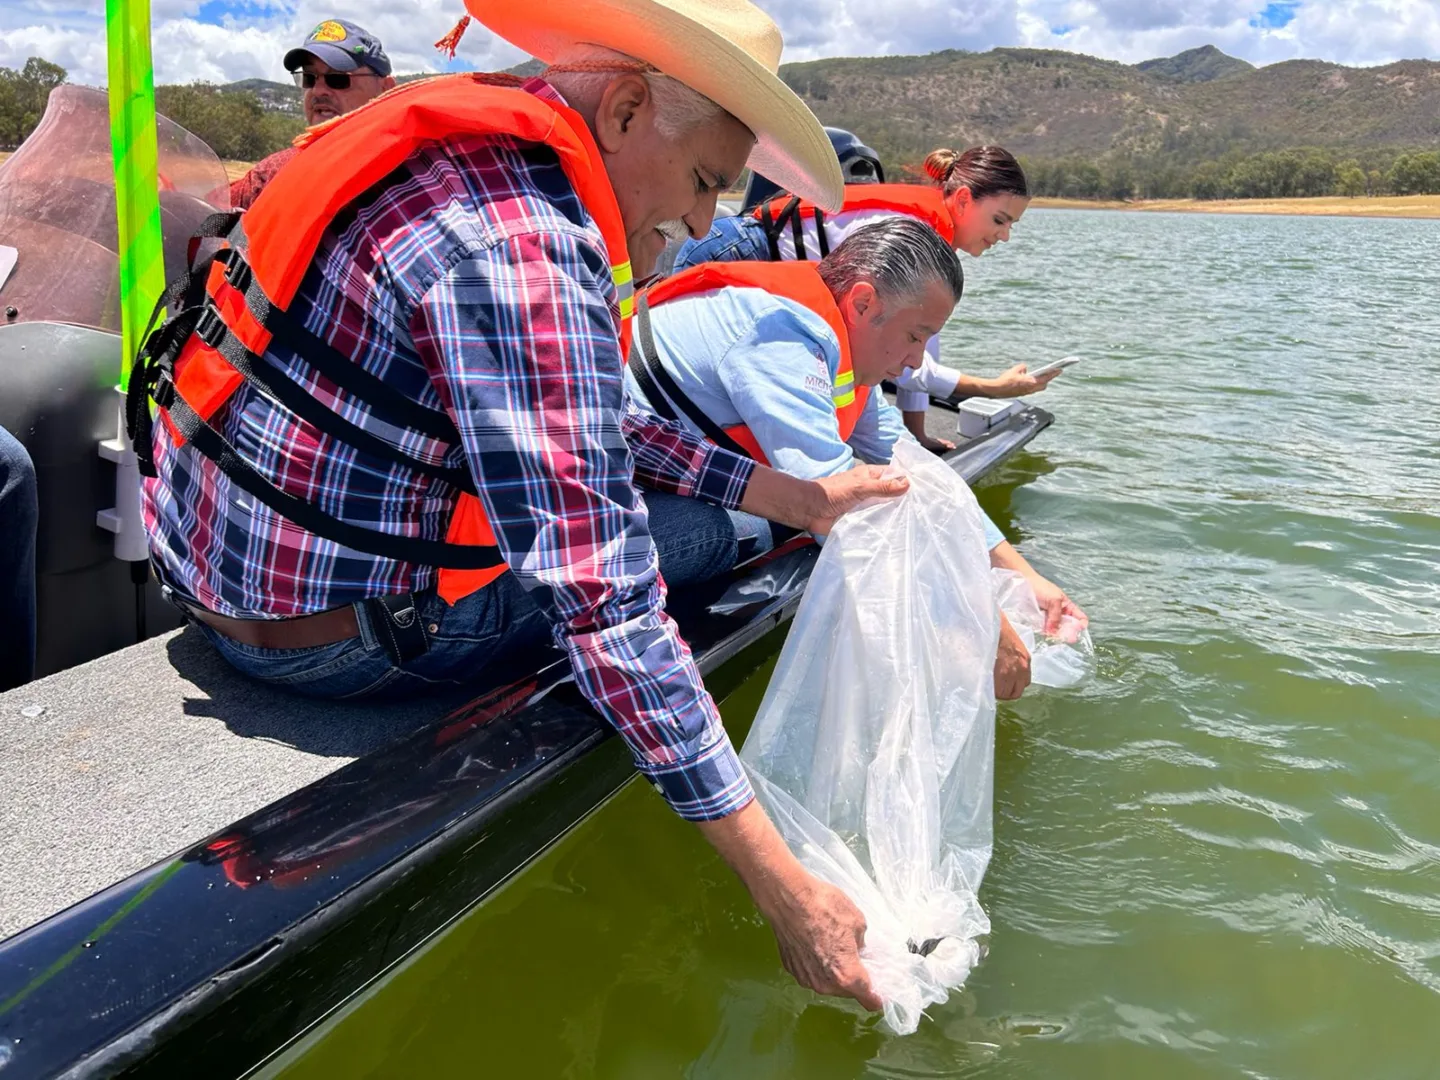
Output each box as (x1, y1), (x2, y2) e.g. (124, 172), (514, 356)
(919, 145), (1028, 256)
(674, 141), (1060, 452)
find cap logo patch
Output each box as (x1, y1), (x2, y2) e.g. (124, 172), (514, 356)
(309, 20), (347, 43)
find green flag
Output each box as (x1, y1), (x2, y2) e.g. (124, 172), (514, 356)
(106, 0), (166, 391)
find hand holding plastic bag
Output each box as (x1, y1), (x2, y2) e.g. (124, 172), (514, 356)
(742, 442), (1095, 1032)
(741, 440), (1000, 1033)
(993, 569), (1094, 688)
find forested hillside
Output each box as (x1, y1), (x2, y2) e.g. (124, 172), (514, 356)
(4, 45), (1438, 200)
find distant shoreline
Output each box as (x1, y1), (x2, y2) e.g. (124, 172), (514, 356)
(1031, 195), (1440, 220)
(15, 158), (1432, 223)
(710, 190), (1440, 222)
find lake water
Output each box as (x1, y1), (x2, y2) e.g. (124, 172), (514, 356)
(262, 210), (1440, 1079)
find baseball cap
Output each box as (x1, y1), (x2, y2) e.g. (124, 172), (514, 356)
(283, 19), (392, 77)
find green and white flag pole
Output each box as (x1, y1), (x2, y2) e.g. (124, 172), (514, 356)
(99, 0), (165, 566)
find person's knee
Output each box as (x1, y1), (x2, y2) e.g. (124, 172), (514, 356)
(673, 217), (763, 273)
(643, 492), (739, 586)
(727, 509), (775, 563)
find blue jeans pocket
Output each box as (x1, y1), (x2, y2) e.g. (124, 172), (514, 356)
(200, 624), (396, 700)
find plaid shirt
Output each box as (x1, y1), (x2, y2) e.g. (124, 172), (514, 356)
(145, 79), (757, 821)
(226, 146), (298, 210)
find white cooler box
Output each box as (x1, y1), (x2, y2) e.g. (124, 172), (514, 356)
(957, 397), (1024, 439)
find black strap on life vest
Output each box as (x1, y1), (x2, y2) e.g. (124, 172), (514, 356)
(127, 212), (249, 476)
(813, 207), (830, 258)
(212, 247), (463, 442)
(755, 195), (829, 261)
(127, 216), (503, 571)
(626, 293), (753, 461)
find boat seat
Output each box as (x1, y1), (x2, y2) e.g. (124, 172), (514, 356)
(0, 625), (468, 941)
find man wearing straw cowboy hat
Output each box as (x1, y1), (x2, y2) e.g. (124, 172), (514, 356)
(135, 0), (897, 1011)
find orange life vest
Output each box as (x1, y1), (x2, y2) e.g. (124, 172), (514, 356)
(129, 74), (635, 606)
(634, 261), (867, 466)
(751, 183), (955, 259)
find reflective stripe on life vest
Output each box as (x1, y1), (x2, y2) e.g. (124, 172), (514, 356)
(831, 367), (857, 411)
(636, 261), (868, 467)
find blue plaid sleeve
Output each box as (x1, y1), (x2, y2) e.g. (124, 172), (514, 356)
(413, 225), (753, 821)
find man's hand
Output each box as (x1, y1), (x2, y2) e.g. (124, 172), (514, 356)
(805, 464), (909, 536)
(995, 611), (1032, 700)
(984, 363), (1060, 399)
(902, 407), (955, 455)
(759, 872), (882, 1011)
(697, 801), (883, 1012)
(1029, 575), (1089, 638)
(989, 541), (1088, 639)
(740, 462), (909, 536)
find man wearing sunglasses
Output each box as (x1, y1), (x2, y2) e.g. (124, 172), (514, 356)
(228, 19), (395, 209)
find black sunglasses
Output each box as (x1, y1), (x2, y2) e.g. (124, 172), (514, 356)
(292, 71), (376, 90)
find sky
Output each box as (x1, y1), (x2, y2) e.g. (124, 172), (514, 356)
(2, 0), (1437, 88)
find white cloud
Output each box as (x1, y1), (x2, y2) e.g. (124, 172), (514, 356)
(1282, 0), (1440, 66)
(2, 0), (1438, 89)
(0, 0), (527, 86)
(1007, 0), (1440, 66)
(764, 0), (1021, 58)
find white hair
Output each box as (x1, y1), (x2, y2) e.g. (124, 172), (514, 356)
(544, 45), (728, 140)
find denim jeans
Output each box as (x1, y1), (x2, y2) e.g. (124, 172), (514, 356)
(672, 215), (770, 272)
(727, 509), (775, 560)
(0, 426), (38, 692)
(192, 491), (739, 701)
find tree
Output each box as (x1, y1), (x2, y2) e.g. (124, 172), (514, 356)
(154, 83), (302, 162)
(1101, 159), (1134, 201)
(1386, 151), (1440, 195)
(1337, 160), (1366, 198)
(0, 56), (67, 149)
(0, 54), (304, 161)
(1190, 161), (1228, 200)
(1295, 150), (1337, 197)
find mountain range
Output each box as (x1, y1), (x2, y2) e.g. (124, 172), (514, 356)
(223, 44), (1440, 167)
(777, 45), (1440, 166)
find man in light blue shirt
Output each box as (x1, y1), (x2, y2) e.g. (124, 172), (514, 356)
(630, 218), (1004, 551)
(630, 218), (1088, 698)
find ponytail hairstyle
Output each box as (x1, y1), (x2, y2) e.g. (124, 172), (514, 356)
(922, 145), (1029, 201)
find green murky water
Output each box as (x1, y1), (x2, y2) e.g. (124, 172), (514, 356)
(263, 210), (1440, 1079)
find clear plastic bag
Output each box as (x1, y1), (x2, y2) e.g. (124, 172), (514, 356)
(740, 440), (1000, 1034)
(993, 568), (1095, 688)
(741, 443), (1094, 1033)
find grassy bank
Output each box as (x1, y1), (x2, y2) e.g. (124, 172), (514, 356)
(1032, 194), (1440, 219)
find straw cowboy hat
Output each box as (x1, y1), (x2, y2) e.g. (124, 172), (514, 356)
(465, 0), (844, 212)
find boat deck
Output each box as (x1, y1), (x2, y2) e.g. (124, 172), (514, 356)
(0, 626), (466, 940)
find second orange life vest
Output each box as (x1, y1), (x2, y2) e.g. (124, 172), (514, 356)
(630, 261), (868, 466)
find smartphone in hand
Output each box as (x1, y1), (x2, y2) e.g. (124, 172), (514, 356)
(1028, 355), (1082, 379)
